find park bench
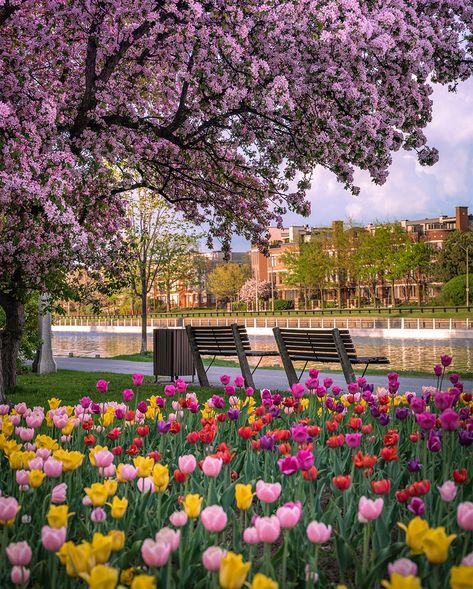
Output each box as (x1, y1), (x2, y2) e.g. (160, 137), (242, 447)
(185, 324), (279, 389)
(273, 327), (389, 385)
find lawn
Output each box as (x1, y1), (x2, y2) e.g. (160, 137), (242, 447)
(11, 369), (216, 408)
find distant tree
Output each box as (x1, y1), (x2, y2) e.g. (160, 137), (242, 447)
(282, 240), (332, 309)
(239, 278), (272, 306)
(395, 242), (432, 304)
(207, 263), (251, 307)
(124, 190), (199, 354)
(435, 232), (473, 282)
(442, 275), (472, 305)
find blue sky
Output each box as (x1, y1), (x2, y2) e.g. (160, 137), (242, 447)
(206, 78), (473, 253)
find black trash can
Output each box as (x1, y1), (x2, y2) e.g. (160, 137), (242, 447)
(153, 328), (195, 382)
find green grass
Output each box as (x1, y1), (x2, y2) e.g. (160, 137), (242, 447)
(10, 369), (216, 408)
(107, 351), (153, 362)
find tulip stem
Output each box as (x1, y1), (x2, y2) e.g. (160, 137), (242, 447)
(281, 529), (289, 588)
(362, 523), (370, 579)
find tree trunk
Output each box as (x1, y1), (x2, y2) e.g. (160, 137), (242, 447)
(140, 283), (147, 354)
(0, 293), (25, 402)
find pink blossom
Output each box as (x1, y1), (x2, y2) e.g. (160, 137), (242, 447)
(96, 379), (109, 393)
(169, 511), (188, 527)
(457, 502), (473, 530)
(132, 373), (144, 387)
(388, 558), (418, 577)
(155, 528), (180, 552)
(178, 455), (197, 474)
(91, 508), (107, 522)
(141, 538), (171, 567)
(123, 389), (134, 402)
(44, 458), (63, 478)
(276, 502), (302, 528)
(255, 480), (281, 503)
(358, 496), (384, 523)
(306, 522), (332, 544)
(255, 516), (281, 543)
(93, 449), (114, 468)
(201, 456), (223, 478)
(6, 542), (32, 566)
(0, 496), (20, 524)
(235, 376), (245, 388)
(41, 526), (67, 551)
(202, 546), (226, 572)
(437, 480), (457, 502)
(200, 506), (227, 532)
(51, 483), (68, 504)
(243, 527), (260, 544)
(11, 566), (30, 586)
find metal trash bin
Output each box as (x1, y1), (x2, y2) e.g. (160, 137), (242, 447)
(153, 328), (195, 382)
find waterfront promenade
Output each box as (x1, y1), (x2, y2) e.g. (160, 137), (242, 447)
(53, 356), (473, 391)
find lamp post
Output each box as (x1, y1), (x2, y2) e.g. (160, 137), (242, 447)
(457, 243), (470, 307)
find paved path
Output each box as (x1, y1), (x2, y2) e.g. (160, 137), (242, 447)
(54, 356), (473, 393)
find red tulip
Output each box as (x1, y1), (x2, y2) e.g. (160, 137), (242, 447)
(453, 468), (468, 484)
(186, 432), (199, 444)
(126, 444), (139, 456)
(332, 475), (351, 491)
(111, 446), (122, 456)
(83, 434), (95, 446)
(395, 489), (410, 503)
(238, 427), (253, 439)
(136, 425), (149, 437)
(380, 447), (398, 461)
(371, 479), (391, 495)
(302, 466), (318, 481)
(326, 434), (344, 448)
(173, 470), (187, 483)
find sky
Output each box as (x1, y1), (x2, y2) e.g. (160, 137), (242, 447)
(222, 78), (473, 253)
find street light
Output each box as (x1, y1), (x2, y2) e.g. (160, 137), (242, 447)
(457, 243), (471, 307)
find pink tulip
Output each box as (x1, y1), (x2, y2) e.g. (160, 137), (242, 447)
(255, 516), (281, 543)
(141, 538), (171, 567)
(123, 389), (134, 402)
(15, 470), (30, 486)
(9, 414), (21, 426)
(243, 527), (260, 544)
(82, 496), (93, 507)
(51, 483), (67, 504)
(245, 387), (254, 396)
(11, 566), (30, 586)
(6, 542), (32, 566)
(358, 496), (384, 523)
(41, 526), (67, 551)
(164, 385), (176, 397)
(462, 552), (473, 566)
(457, 502), (473, 530)
(119, 464), (138, 481)
(178, 455), (197, 474)
(155, 527), (180, 551)
(276, 502), (302, 528)
(14, 403), (27, 415)
(44, 458), (63, 478)
(102, 464), (116, 478)
(201, 456), (223, 478)
(175, 379), (187, 393)
(52, 414), (69, 429)
(91, 508), (107, 522)
(0, 404), (9, 415)
(306, 521), (332, 544)
(255, 480), (281, 503)
(96, 379), (109, 393)
(28, 457), (43, 471)
(169, 511), (188, 527)
(200, 506), (227, 533)
(26, 413), (44, 428)
(388, 558), (418, 577)
(94, 449), (114, 468)
(137, 477), (155, 493)
(202, 546), (226, 571)
(437, 480), (457, 502)
(220, 375), (231, 385)
(15, 427), (34, 442)
(345, 433), (362, 449)
(35, 448), (50, 460)
(235, 376), (245, 388)
(132, 373), (144, 387)
(0, 496), (20, 524)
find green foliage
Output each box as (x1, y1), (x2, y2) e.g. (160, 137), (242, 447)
(207, 262), (251, 302)
(442, 274), (472, 305)
(273, 299), (294, 310)
(435, 231), (473, 282)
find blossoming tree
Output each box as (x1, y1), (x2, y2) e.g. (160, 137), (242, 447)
(1, 0), (472, 398)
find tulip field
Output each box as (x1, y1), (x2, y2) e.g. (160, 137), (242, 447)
(0, 359), (472, 589)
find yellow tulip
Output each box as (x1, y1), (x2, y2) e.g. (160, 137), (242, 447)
(109, 496), (128, 519)
(219, 552), (250, 589)
(183, 494), (203, 519)
(47, 505), (73, 529)
(53, 449), (84, 472)
(48, 397), (62, 410)
(120, 568), (135, 585)
(152, 463), (169, 493)
(64, 542), (95, 577)
(131, 574), (157, 589)
(422, 527), (456, 564)
(79, 564), (118, 589)
(108, 530), (125, 552)
(61, 420), (75, 436)
(104, 479), (118, 497)
(29, 469), (46, 488)
(85, 483), (109, 507)
(57, 541), (75, 565)
(133, 456), (154, 478)
(251, 573), (278, 589)
(35, 434), (59, 452)
(8, 451), (23, 470)
(91, 532), (113, 564)
(450, 565), (473, 589)
(102, 411), (114, 428)
(235, 484), (254, 511)
(398, 517), (430, 554)
(381, 573), (422, 589)
(1, 419), (14, 438)
(21, 451), (36, 468)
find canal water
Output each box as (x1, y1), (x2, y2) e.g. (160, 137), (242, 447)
(51, 332), (472, 373)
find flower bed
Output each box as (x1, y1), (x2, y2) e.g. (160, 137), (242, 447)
(0, 360), (472, 588)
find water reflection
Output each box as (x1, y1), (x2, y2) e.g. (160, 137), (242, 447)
(52, 332), (472, 373)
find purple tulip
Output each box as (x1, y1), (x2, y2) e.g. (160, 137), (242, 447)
(277, 456), (300, 475)
(211, 395), (225, 409)
(395, 407), (409, 421)
(449, 373), (459, 384)
(379, 414), (390, 426)
(157, 420), (171, 434)
(427, 431), (442, 453)
(439, 409), (459, 431)
(440, 355), (453, 367)
(408, 497), (425, 516)
(80, 396), (92, 409)
(410, 398), (425, 414)
(291, 424), (309, 443)
(434, 364), (443, 377)
(332, 385), (342, 396)
(227, 408), (240, 421)
(458, 430), (473, 446)
(297, 449), (315, 470)
(260, 435), (275, 451)
(407, 458), (422, 473)
(416, 412), (436, 431)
